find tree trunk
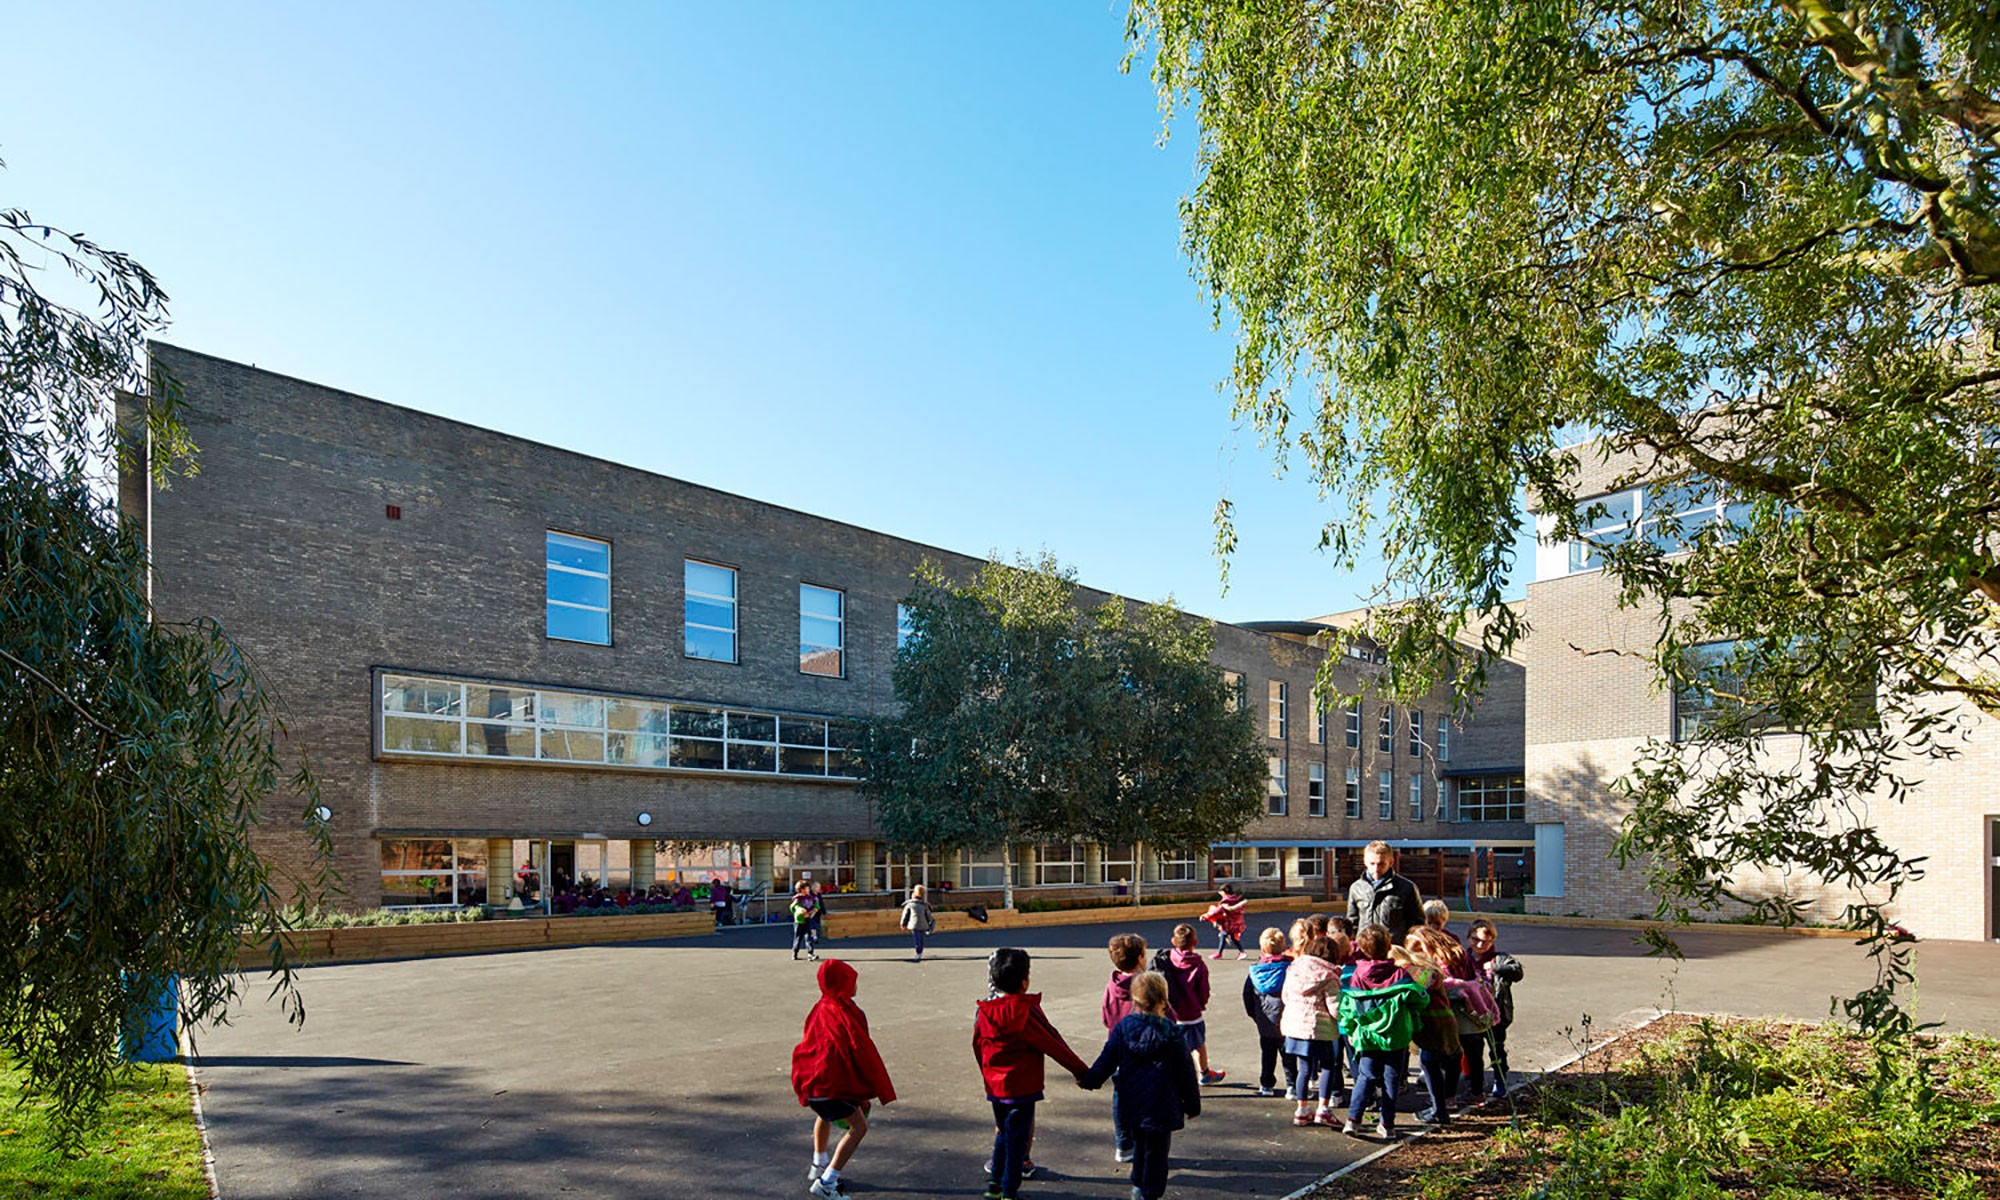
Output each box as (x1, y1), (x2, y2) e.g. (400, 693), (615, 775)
(1132, 840), (1145, 906)
(1002, 841), (1015, 912)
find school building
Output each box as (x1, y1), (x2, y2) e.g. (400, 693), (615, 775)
(1521, 443), (2000, 943)
(119, 345), (1533, 919)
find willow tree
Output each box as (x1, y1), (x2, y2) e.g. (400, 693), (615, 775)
(863, 556), (1263, 906)
(2, 182), (327, 1145)
(1128, 1), (2000, 1032)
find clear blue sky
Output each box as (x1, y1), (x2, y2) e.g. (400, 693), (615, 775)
(4, 2), (1514, 623)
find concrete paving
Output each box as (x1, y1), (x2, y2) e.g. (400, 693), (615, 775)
(191, 915), (2000, 1200)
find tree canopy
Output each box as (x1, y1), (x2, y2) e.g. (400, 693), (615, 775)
(2, 176), (326, 1144)
(1128, 0), (2000, 1029)
(861, 556), (1266, 901)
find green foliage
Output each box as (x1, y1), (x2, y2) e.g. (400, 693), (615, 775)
(1444, 1020), (1998, 1199)
(1, 167), (328, 1147)
(1127, 0), (2000, 1032)
(282, 907), (486, 930)
(862, 554), (1266, 860)
(0, 1056), (207, 1199)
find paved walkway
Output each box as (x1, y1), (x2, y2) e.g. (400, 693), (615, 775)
(191, 916), (2000, 1200)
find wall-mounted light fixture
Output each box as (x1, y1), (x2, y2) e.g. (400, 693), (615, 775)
(637, 812), (653, 827)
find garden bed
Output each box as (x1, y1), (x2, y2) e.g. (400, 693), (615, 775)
(1306, 1013), (2000, 1200)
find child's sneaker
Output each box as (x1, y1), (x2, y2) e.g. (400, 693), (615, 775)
(1340, 1119), (1358, 1135)
(1291, 1110), (1315, 1126)
(1256, 1085), (1279, 1097)
(1200, 1069), (1227, 1085)
(1314, 1107), (1339, 1127)
(982, 1180), (1004, 1200)
(1374, 1121), (1394, 1139)
(982, 1160), (1036, 1179)
(808, 1176), (842, 1199)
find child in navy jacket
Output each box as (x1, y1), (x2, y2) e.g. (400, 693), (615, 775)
(1080, 971), (1202, 1200)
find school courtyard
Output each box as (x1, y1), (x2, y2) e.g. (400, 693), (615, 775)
(191, 916), (2000, 1200)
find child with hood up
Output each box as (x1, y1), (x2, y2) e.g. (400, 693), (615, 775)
(1157, 924), (1222, 1084)
(1079, 971), (1202, 1200)
(975, 947), (1090, 1200)
(790, 959), (896, 1199)
(1240, 927), (1294, 1096)
(1100, 933), (1148, 1164)
(1336, 922), (1428, 1139)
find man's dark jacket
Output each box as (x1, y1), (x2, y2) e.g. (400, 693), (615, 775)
(1346, 870), (1423, 944)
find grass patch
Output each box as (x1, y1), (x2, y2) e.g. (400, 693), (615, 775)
(0, 1058), (207, 1199)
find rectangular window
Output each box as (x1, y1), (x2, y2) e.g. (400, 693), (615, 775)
(875, 848), (936, 894)
(1223, 671), (1247, 713)
(896, 603), (917, 650)
(1307, 763), (1327, 817)
(1455, 775), (1527, 822)
(1345, 700), (1362, 748)
(380, 838), (489, 908)
(1378, 770), (1394, 820)
(1269, 680), (1288, 740)
(1311, 699), (1326, 745)
(959, 846), (1009, 889)
(1100, 843), (1137, 885)
(1436, 720), (1450, 761)
(1254, 848), (1282, 880)
(380, 672), (861, 780)
(1296, 847), (1324, 878)
(1268, 755), (1288, 816)
(1157, 850), (1198, 882)
(1378, 704), (1394, 753)
(800, 583), (845, 677)
(1344, 767), (1361, 819)
(1034, 842), (1085, 886)
(1409, 710), (1425, 757)
(546, 532), (610, 645)
(777, 841), (856, 891)
(684, 560), (737, 662)
(1410, 775), (1424, 821)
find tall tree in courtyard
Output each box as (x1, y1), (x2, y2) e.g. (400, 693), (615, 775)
(1, 173), (327, 1145)
(1128, 1), (2000, 1031)
(862, 556), (1263, 906)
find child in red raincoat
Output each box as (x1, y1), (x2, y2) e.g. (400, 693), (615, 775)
(791, 959), (896, 1199)
(1201, 881), (1249, 959)
(974, 947), (1089, 1200)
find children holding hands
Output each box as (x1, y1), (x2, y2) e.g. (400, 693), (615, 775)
(974, 948), (1091, 1200)
(1079, 970), (1203, 1200)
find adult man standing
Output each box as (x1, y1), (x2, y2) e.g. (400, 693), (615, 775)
(1346, 841), (1424, 945)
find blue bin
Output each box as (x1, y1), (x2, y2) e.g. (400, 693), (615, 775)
(121, 975), (179, 1063)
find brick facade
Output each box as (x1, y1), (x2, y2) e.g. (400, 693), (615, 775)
(124, 345), (1529, 910)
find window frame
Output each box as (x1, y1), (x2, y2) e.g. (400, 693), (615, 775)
(1344, 766), (1361, 819)
(1267, 754), (1289, 816)
(1269, 680), (1288, 740)
(545, 531), (612, 646)
(799, 582), (846, 678)
(1409, 775), (1424, 821)
(1378, 704), (1394, 753)
(1378, 769), (1394, 820)
(1307, 762), (1327, 817)
(683, 559), (739, 664)
(1345, 700), (1362, 748)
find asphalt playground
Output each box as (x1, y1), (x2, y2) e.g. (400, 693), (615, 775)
(189, 915), (2000, 1200)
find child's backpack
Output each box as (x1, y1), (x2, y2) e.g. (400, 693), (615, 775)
(1336, 980), (1430, 1053)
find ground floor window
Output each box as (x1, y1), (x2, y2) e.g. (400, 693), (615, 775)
(1100, 843), (1136, 885)
(1254, 848), (1282, 880)
(380, 839), (488, 908)
(1296, 847), (1323, 878)
(875, 847), (940, 894)
(776, 841), (856, 892)
(960, 846), (1009, 889)
(1157, 850), (1198, 882)
(653, 842), (751, 888)
(1455, 775), (1527, 821)
(1035, 842), (1085, 886)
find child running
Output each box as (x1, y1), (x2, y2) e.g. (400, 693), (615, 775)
(1161, 925), (1223, 1084)
(1079, 971), (1202, 1200)
(1337, 923), (1428, 1139)
(1240, 926), (1293, 1096)
(790, 959), (896, 1198)
(975, 947), (1090, 1200)
(1279, 931), (1346, 1126)
(1202, 881), (1250, 958)
(790, 880), (822, 961)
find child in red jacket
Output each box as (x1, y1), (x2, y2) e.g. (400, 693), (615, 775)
(791, 959), (896, 1199)
(974, 947), (1089, 1200)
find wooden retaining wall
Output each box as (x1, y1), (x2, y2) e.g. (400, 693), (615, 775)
(824, 896), (1300, 940)
(236, 910), (715, 970)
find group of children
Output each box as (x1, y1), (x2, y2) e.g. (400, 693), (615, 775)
(789, 862), (1525, 1199)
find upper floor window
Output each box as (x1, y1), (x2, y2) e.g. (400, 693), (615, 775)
(1409, 775), (1424, 821)
(1269, 680), (1288, 740)
(545, 532), (610, 645)
(1436, 719), (1450, 761)
(1560, 481), (1752, 576)
(1409, 710), (1425, 756)
(1344, 767), (1361, 818)
(684, 560), (738, 662)
(1455, 774), (1526, 821)
(1345, 700), (1362, 748)
(1311, 699), (1326, 745)
(1268, 755), (1288, 815)
(1672, 638), (1874, 740)
(1378, 769), (1395, 819)
(1223, 671), (1247, 713)
(1307, 762), (1326, 817)
(800, 584), (845, 677)
(896, 603), (917, 650)
(1378, 704), (1394, 753)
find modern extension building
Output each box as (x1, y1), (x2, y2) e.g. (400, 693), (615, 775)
(119, 345), (1530, 915)
(1522, 445), (2000, 942)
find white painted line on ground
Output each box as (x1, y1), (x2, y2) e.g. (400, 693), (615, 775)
(186, 1059), (221, 1200)
(1275, 1009), (1668, 1200)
